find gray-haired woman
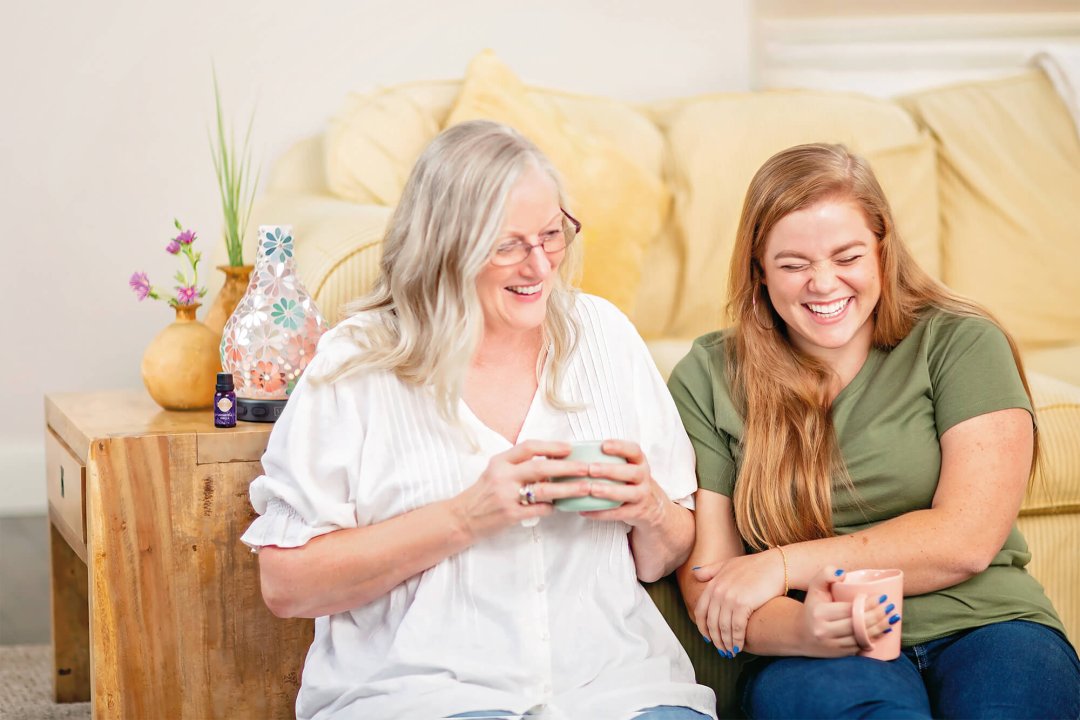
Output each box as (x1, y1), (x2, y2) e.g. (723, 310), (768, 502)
(241, 120), (717, 720)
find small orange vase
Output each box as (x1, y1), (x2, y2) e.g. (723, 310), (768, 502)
(204, 264), (254, 336)
(141, 303), (221, 410)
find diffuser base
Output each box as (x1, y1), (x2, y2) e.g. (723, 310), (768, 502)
(237, 397), (287, 423)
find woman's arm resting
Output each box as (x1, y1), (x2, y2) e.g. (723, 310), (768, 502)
(258, 498), (473, 618)
(258, 440), (592, 618)
(781, 407), (1033, 594)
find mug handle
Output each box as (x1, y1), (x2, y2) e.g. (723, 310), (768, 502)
(850, 593), (875, 652)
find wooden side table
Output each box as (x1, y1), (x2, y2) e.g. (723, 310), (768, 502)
(44, 390), (313, 719)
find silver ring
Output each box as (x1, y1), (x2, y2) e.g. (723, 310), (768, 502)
(518, 483), (537, 506)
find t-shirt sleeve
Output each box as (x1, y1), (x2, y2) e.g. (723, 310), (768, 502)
(667, 340), (738, 497)
(240, 351), (360, 552)
(927, 315), (1034, 437)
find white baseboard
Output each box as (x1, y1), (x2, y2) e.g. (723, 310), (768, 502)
(0, 441), (46, 517)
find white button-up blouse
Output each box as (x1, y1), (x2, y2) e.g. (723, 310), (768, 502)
(241, 294), (717, 720)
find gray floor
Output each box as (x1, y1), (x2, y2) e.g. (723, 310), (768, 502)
(0, 515), (51, 646)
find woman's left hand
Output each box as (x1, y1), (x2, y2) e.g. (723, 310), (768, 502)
(577, 439), (669, 529)
(692, 549), (787, 656)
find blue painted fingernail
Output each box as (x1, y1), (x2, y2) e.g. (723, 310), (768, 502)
(885, 603), (895, 614)
(835, 569), (844, 576)
(716, 647), (725, 656)
(878, 594), (888, 603)
(733, 646), (740, 654)
(692, 566), (701, 570)
(884, 628), (893, 634)
(726, 650), (734, 658)
(702, 635), (711, 643)
(889, 614), (901, 625)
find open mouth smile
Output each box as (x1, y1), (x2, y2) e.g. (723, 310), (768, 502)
(804, 297), (852, 320)
(506, 283), (542, 296)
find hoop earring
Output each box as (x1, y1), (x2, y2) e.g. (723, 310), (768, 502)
(752, 289), (775, 331)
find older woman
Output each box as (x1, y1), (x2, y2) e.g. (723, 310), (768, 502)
(241, 120), (716, 720)
(670, 143), (1080, 718)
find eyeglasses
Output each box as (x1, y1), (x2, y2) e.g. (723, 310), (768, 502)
(489, 208), (581, 266)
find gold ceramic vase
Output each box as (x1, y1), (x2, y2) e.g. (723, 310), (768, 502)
(141, 303), (221, 410)
(204, 264), (254, 336)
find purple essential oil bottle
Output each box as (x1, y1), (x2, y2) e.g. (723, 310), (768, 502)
(214, 372), (237, 428)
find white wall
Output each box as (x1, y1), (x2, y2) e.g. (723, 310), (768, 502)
(1, 0), (753, 515)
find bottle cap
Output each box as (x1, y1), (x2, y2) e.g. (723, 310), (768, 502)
(216, 372), (235, 392)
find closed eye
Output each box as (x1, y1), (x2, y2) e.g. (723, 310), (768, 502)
(836, 255), (863, 265)
(495, 241), (525, 255)
(780, 264), (808, 272)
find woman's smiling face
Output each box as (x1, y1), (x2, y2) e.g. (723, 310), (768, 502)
(761, 197), (882, 369)
(475, 165), (566, 339)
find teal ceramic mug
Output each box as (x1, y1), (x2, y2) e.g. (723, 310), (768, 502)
(552, 441), (628, 512)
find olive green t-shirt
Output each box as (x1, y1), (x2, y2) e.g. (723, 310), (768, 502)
(668, 311), (1064, 645)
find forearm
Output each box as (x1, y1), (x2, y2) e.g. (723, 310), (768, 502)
(629, 501), (695, 582)
(742, 596), (811, 656)
(258, 498), (473, 618)
(785, 409), (1030, 596)
(784, 508), (995, 595)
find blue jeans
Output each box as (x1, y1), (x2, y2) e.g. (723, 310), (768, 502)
(448, 706), (710, 719)
(742, 620), (1080, 719)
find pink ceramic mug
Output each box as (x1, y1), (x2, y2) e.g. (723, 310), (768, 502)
(831, 569), (903, 661)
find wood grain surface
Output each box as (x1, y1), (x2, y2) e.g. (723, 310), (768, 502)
(47, 391), (313, 719)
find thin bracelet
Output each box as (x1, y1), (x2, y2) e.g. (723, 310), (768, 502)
(773, 545), (790, 596)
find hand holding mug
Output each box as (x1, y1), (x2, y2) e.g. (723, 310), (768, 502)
(800, 566), (898, 659)
(830, 568), (903, 660)
(453, 440), (590, 538)
(555, 440), (670, 529)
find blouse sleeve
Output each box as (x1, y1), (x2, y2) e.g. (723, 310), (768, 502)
(240, 350), (361, 552)
(667, 338), (739, 498)
(595, 298), (699, 509)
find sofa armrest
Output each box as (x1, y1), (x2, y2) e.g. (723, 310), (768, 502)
(249, 192), (393, 325)
(1019, 371), (1080, 646)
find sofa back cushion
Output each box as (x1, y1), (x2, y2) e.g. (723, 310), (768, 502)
(652, 90), (940, 340)
(325, 80), (461, 206)
(446, 51), (669, 314)
(900, 69), (1080, 349)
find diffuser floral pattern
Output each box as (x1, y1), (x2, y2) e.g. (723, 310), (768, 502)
(220, 225), (327, 400)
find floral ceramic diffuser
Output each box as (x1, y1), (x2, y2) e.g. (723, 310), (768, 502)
(221, 225), (328, 422)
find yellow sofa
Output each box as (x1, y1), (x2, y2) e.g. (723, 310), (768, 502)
(247, 53), (1080, 716)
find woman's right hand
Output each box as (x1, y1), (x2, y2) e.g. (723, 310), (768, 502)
(451, 440), (592, 540)
(798, 566), (895, 658)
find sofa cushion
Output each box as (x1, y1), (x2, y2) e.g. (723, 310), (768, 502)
(655, 90), (940, 340)
(445, 50), (670, 314)
(899, 70), (1080, 350)
(325, 80), (461, 206)
(1025, 345), (1080, 389)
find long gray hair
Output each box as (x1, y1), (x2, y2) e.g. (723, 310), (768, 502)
(317, 120), (582, 423)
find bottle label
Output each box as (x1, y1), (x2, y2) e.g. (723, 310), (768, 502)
(217, 397), (234, 412)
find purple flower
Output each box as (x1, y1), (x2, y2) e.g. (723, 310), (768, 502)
(165, 240), (181, 254)
(175, 229), (197, 246)
(176, 286), (198, 305)
(129, 272), (151, 301)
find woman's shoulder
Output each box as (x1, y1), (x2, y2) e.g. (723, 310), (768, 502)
(306, 312), (388, 382)
(914, 308), (1008, 350)
(573, 292), (629, 326)
(669, 328), (733, 392)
